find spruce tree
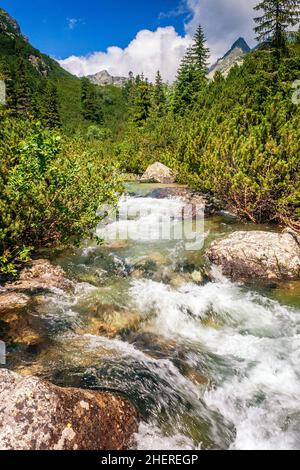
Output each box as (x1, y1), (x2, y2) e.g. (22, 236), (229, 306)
(254, 0), (300, 56)
(190, 25), (210, 77)
(132, 76), (151, 125)
(81, 77), (103, 123)
(14, 57), (31, 117)
(152, 70), (166, 117)
(43, 82), (61, 128)
(172, 25), (210, 115)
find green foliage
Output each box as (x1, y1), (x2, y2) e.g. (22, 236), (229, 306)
(81, 77), (104, 124)
(117, 43), (300, 230)
(152, 71), (166, 118)
(43, 82), (61, 128)
(0, 119), (121, 276)
(131, 76), (152, 125)
(176, 48), (300, 228)
(254, 0), (300, 57)
(86, 125), (112, 141)
(172, 25), (209, 115)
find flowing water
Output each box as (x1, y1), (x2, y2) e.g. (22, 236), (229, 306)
(6, 183), (300, 450)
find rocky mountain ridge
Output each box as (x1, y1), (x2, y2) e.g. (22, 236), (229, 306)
(208, 37), (251, 79)
(87, 69), (127, 87)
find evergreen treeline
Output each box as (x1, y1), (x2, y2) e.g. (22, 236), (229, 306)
(117, 0), (300, 229)
(1, 0), (300, 275)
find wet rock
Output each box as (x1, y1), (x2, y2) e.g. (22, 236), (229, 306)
(0, 369), (138, 450)
(191, 270), (204, 284)
(0, 308), (44, 348)
(169, 273), (191, 289)
(141, 162), (177, 184)
(4, 259), (74, 294)
(0, 292), (44, 348)
(181, 365), (210, 387)
(78, 311), (141, 339)
(79, 303), (142, 339)
(0, 292), (31, 313)
(207, 231), (300, 282)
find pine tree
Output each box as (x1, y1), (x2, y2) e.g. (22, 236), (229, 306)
(43, 82), (61, 128)
(123, 71), (135, 101)
(172, 47), (198, 115)
(81, 77), (103, 123)
(172, 25), (210, 115)
(14, 57), (31, 117)
(132, 76), (151, 125)
(152, 70), (166, 117)
(190, 25), (210, 77)
(254, 0), (300, 57)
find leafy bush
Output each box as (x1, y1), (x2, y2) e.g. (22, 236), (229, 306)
(0, 119), (121, 276)
(87, 125), (112, 141)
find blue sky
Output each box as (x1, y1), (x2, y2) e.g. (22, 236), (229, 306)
(1, 1), (257, 81)
(1, 0), (188, 58)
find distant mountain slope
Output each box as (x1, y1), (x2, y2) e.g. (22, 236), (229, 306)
(208, 37), (251, 79)
(0, 8), (128, 134)
(0, 7), (74, 79)
(87, 70), (127, 87)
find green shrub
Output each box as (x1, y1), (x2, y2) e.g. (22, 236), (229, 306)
(87, 125), (112, 141)
(0, 119), (121, 276)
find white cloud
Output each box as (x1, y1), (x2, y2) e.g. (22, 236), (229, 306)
(67, 17), (84, 30)
(67, 18), (78, 30)
(59, 1), (258, 81)
(59, 27), (191, 83)
(185, 0), (257, 64)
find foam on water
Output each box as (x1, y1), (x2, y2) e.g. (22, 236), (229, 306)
(129, 277), (300, 449)
(37, 190), (300, 450)
(97, 196), (194, 243)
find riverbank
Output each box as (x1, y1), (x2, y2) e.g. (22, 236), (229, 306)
(1, 182), (300, 450)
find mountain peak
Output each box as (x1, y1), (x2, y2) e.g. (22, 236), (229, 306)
(87, 70), (127, 88)
(208, 37), (251, 79)
(222, 37), (250, 59)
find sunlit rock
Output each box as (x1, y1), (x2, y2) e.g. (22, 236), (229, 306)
(207, 231), (300, 282)
(0, 369), (138, 450)
(141, 162), (177, 184)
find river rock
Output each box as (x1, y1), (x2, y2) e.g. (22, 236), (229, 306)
(4, 259), (74, 293)
(0, 292), (31, 313)
(207, 231), (300, 282)
(0, 369), (138, 450)
(77, 308), (141, 339)
(140, 162), (177, 184)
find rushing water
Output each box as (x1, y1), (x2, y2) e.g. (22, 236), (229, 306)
(7, 183), (300, 450)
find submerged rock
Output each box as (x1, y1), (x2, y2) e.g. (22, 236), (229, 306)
(0, 369), (138, 450)
(77, 306), (141, 339)
(207, 230), (300, 282)
(141, 162), (177, 184)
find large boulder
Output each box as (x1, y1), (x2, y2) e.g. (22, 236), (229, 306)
(0, 369), (138, 450)
(207, 230), (300, 282)
(141, 162), (176, 184)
